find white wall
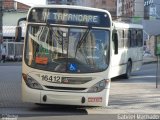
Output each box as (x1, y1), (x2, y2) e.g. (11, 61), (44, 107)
(135, 0), (144, 18)
(117, 0), (122, 17)
(3, 12), (27, 26)
(3, 12), (27, 38)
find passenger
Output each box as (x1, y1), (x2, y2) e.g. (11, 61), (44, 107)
(1, 46), (6, 63)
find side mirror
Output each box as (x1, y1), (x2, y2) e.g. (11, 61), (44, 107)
(15, 17), (26, 42)
(15, 26), (22, 42)
(113, 33), (118, 54)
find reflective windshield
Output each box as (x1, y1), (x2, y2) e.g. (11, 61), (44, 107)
(25, 25), (110, 73)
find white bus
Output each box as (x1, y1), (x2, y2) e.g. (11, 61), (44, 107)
(111, 22), (143, 79)
(16, 5), (143, 107)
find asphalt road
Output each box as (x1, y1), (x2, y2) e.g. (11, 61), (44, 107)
(0, 63), (160, 120)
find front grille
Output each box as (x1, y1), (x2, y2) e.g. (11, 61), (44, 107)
(44, 86), (86, 91)
(61, 77), (92, 84)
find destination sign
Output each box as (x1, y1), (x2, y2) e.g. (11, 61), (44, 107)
(49, 13), (99, 24)
(28, 8), (111, 27)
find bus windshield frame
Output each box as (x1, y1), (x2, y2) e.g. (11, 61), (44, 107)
(24, 7), (111, 73)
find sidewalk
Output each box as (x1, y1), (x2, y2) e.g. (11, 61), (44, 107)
(143, 55), (157, 64)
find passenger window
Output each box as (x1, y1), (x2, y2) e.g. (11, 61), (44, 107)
(118, 30), (124, 48)
(131, 30), (137, 47)
(137, 30), (143, 47)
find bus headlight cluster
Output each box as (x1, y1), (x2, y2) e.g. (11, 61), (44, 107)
(22, 73), (43, 90)
(87, 79), (107, 93)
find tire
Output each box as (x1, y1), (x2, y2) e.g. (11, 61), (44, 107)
(123, 60), (132, 79)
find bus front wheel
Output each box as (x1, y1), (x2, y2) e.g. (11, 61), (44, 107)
(123, 61), (132, 79)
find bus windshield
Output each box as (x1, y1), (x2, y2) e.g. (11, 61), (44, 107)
(25, 25), (110, 73)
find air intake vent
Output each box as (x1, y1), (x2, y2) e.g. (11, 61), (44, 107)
(44, 86), (86, 91)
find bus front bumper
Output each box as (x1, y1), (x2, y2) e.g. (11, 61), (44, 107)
(40, 90), (109, 107)
(22, 84), (110, 107)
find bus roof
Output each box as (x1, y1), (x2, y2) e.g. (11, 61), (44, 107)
(113, 21), (143, 29)
(30, 5), (111, 14)
(28, 5), (112, 28)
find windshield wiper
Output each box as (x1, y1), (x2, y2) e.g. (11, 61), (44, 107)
(75, 27), (91, 56)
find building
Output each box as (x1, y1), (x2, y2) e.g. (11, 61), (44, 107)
(117, 0), (144, 23)
(46, 0), (117, 17)
(46, 0), (117, 18)
(0, 0), (2, 44)
(3, 0), (30, 11)
(0, 0), (2, 59)
(79, 0), (116, 18)
(3, 0), (30, 42)
(143, 0), (160, 36)
(117, 0), (122, 19)
(143, 0), (160, 56)
(1, 0), (30, 60)
(144, 0), (160, 20)
(93, 0), (117, 18)
(77, 0), (93, 7)
(46, 0), (79, 5)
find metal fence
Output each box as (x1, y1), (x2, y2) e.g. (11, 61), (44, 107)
(1, 42), (23, 61)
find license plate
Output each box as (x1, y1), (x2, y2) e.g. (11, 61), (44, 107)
(41, 75), (62, 83)
(88, 97), (102, 102)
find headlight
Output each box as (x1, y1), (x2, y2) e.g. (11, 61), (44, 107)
(22, 73), (43, 90)
(87, 79), (107, 93)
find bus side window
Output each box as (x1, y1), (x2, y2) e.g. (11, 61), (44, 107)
(118, 30), (124, 48)
(137, 29), (143, 47)
(128, 30), (131, 48)
(112, 32), (118, 54)
(131, 29), (137, 47)
(124, 30), (129, 48)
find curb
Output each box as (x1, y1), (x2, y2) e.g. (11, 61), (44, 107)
(143, 61), (157, 65)
(0, 62), (22, 66)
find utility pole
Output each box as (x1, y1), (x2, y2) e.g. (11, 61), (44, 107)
(0, 0), (3, 59)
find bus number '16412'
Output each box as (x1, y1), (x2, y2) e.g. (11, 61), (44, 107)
(41, 75), (61, 83)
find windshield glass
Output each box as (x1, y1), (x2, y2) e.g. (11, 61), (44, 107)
(25, 25), (110, 73)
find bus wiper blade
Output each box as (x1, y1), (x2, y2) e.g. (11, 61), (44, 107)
(75, 28), (91, 56)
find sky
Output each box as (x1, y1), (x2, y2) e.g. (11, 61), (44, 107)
(15, 0), (46, 6)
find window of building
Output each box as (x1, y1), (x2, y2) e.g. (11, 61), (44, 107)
(102, 0), (106, 4)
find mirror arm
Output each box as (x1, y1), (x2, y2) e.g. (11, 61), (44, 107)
(17, 17), (27, 26)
